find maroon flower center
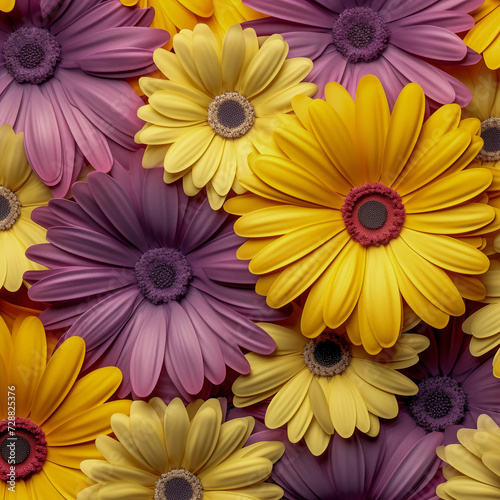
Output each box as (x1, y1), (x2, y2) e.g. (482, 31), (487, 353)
(135, 248), (192, 305)
(332, 7), (390, 63)
(408, 377), (467, 432)
(0, 418), (47, 481)
(3, 26), (61, 84)
(342, 182), (405, 246)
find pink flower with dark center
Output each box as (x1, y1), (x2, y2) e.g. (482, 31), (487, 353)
(0, 0), (168, 196)
(243, 0), (482, 107)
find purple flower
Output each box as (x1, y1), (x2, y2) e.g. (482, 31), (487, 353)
(242, 0), (482, 107)
(24, 155), (287, 399)
(257, 419), (443, 499)
(400, 316), (500, 444)
(0, 0), (167, 196)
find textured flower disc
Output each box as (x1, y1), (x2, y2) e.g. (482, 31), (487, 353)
(0, 315), (131, 499)
(226, 75), (494, 354)
(136, 23), (317, 209)
(78, 398), (285, 500)
(232, 313), (428, 455)
(436, 414), (500, 499)
(464, 0), (500, 70)
(0, 124), (51, 292)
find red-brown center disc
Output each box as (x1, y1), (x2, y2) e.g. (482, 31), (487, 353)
(341, 182), (405, 246)
(0, 418), (47, 481)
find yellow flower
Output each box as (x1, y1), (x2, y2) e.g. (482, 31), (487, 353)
(0, 124), (51, 292)
(447, 60), (500, 170)
(136, 23), (317, 209)
(0, 315), (131, 499)
(436, 414), (500, 499)
(121, 0), (266, 50)
(225, 75), (494, 354)
(233, 316), (428, 455)
(464, 0), (500, 70)
(78, 397), (284, 500)
(0, 0), (13, 12)
(463, 253), (500, 378)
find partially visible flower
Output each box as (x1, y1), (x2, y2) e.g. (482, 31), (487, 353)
(436, 414), (500, 499)
(0, 315), (131, 499)
(268, 416), (443, 500)
(464, 0), (500, 70)
(225, 76), (492, 354)
(121, 0), (266, 50)
(242, 0), (481, 105)
(25, 158), (286, 400)
(402, 317), (500, 444)
(136, 23), (317, 209)
(449, 60), (500, 169)
(232, 309), (428, 456)
(463, 256), (500, 377)
(0, 124), (51, 292)
(78, 397), (285, 500)
(0, 0), (167, 196)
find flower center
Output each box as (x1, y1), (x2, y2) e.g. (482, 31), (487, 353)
(0, 418), (47, 481)
(0, 186), (21, 231)
(208, 91), (255, 139)
(135, 248), (192, 305)
(477, 117), (500, 162)
(408, 376), (467, 432)
(332, 7), (390, 63)
(154, 469), (203, 500)
(3, 26), (61, 84)
(342, 182), (405, 246)
(303, 335), (351, 377)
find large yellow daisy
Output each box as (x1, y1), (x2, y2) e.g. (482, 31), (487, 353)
(0, 315), (131, 499)
(436, 414), (500, 499)
(135, 23), (317, 209)
(78, 397), (284, 500)
(232, 311), (429, 456)
(225, 75), (494, 354)
(0, 124), (51, 292)
(121, 0), (266, 50)
(464, 0), (500, 70)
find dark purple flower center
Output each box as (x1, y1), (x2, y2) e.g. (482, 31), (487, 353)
(135, 248), (192, 305)
(0, 418), (47, 481)
(155, 469), (203, 500)
(0, 186), (20, 231)
(478, 117), (500, 162)
(342, 183), (405, 246)
(208, 92), (255, 139)
(303, 335), (351, 377)
(3, 26), (61, 84)
(408, 376), (467, 432)
(332, 7), (390, 63)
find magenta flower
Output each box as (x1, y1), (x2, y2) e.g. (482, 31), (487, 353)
(401, 316), (500, 444)
(24, 155), (286, 399)
(259, 419), (443, 499)
(243, 0), (482, 106)
(0, 0), (167, 196)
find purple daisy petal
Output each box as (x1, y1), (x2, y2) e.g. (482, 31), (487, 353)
(130, 302), (168, 397)
(166, 301), (205, 395)
(389, 10), (474, 31)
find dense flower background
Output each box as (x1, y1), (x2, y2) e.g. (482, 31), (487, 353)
(2, 0), (500, 498)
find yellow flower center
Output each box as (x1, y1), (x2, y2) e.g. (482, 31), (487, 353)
(0, 186), (20, 231)
(154, 469), (203, 500)
(208, 91), (255, 139)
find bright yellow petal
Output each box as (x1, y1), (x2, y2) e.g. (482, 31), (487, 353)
(329, 374), (356, 438)
(164, 398), (190, 470)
